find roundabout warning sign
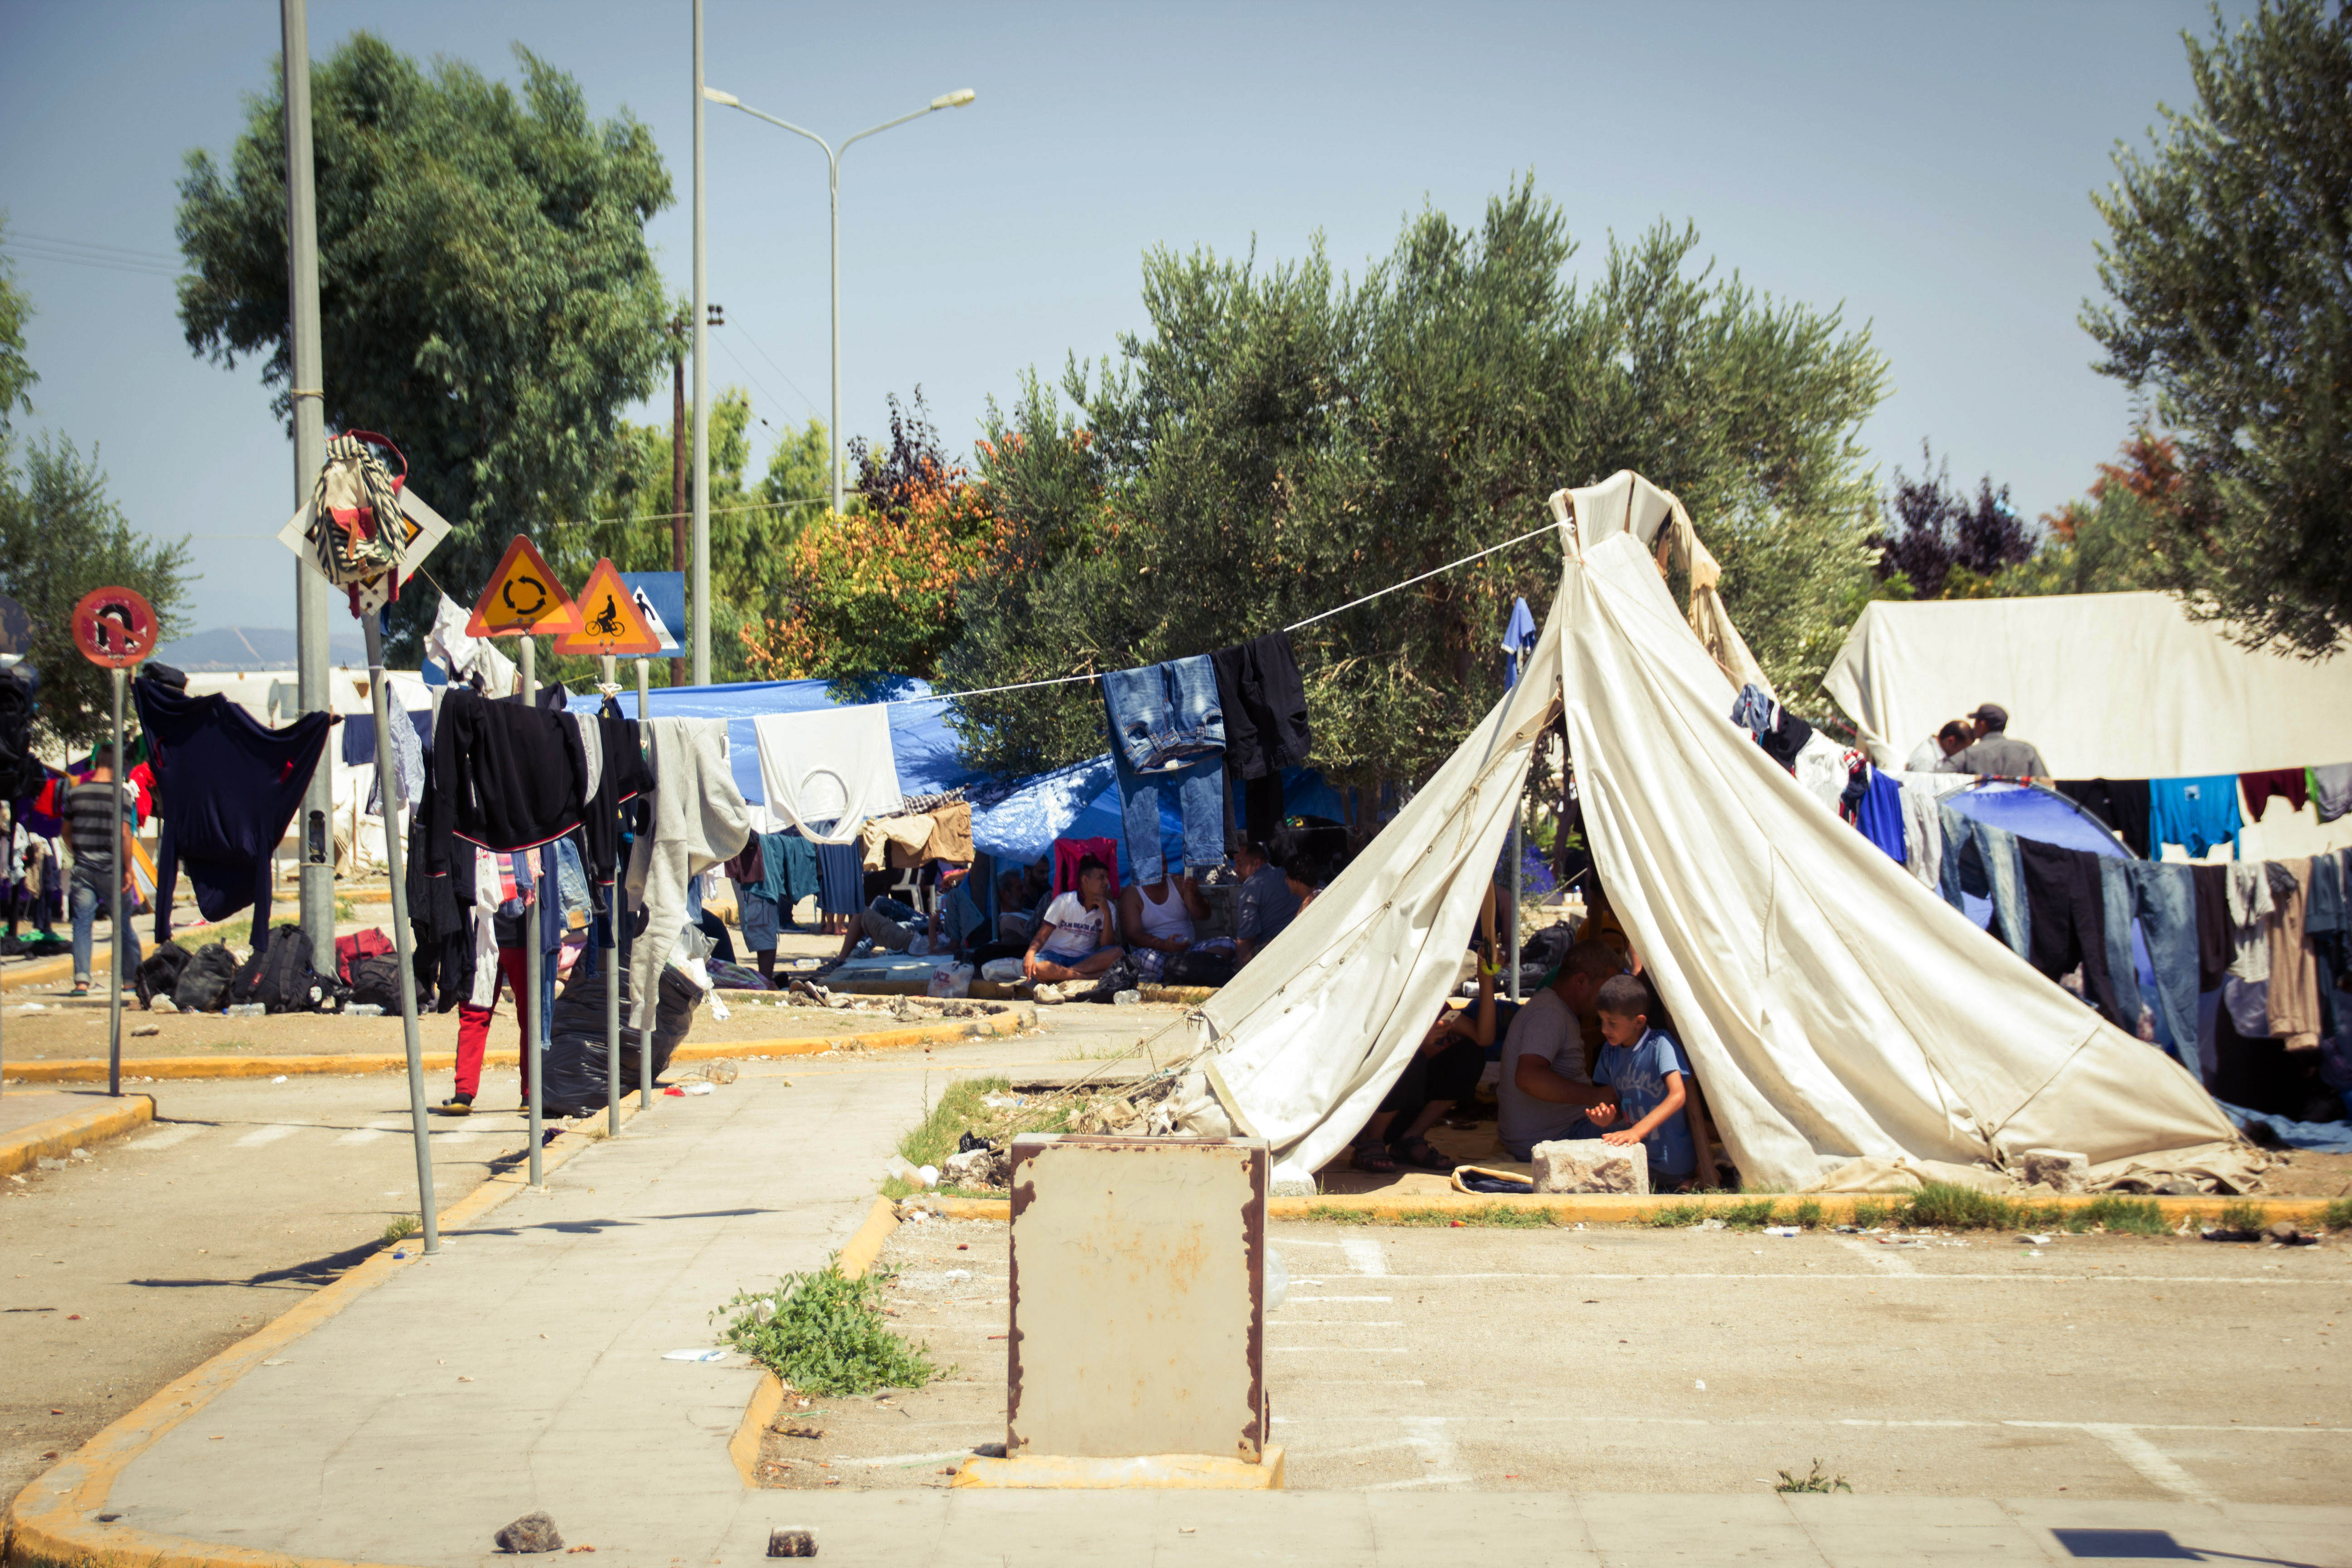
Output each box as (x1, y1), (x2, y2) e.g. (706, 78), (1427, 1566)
(465, 535), (580, 638)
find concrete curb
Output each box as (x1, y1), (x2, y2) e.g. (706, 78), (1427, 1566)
(728, 1195), (902, 1487)
(1, 1092), (638, 1568)
(0, 954), (88, 993)
(0, 1004), (1038, 1084)
(0, 1094), (154, 1178)
(904, 1188), (2344, 1226)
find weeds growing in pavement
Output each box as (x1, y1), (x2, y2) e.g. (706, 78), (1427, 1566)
(1791, 1200), (1826, 1230)
(1719, 1199), (1778, 1229)
(1847, 1200), (1888, 1230)
(2323, 1197), (2352, 1231)
(892, 1074), (1069, 1176)
(1776, 1459), (1852, 1494)
(2215, 1201), (2267, 1234)
(1645, 1201), (1708, 1228)
(1303, 1204), (1376, 1225)
(2074, 1196), (2167, 1235)
(380, 1215), (421, 1246)
(1905, 1181), (2015, 1230)
(714, 1261), (940, 1396)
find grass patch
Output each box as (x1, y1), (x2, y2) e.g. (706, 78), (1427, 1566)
(2075, 1195), (2166, 1236)
(2323, 1197), (2352, 1232)
(2215, 1200), (2266, 1234)
(1303, 1204), (1376, 1225)
(1905, 1181), (2016, 1230)
(1644, 1200), (1708, 1228)
(893, 1075), (1069, 1175)
(336, 896), (358, 921)
(1719, 1198), (1778, 1230)
(380, 1214), (421, 1246)
(714, 1260), (940, 1396)
(1790, 1199), (1825, 1230)
(1385, 1204), (1558, 1227)
(1775, 1459), (1852, 1494)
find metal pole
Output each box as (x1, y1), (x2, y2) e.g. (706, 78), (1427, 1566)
(635, 656), (651, 1110)
(1507, 645), (1523, 1004)
(521, 635), (543, 1186)
(828, 154), (842, 514)
(108, 668), (125, 1097)
(366, 618), (438, 1252)
(689, 0), (710, 686)
(283, 0), (335, 974)
(601, 652), (619, 1137)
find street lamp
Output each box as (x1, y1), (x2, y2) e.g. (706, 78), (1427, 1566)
(703, 85), (976, 514)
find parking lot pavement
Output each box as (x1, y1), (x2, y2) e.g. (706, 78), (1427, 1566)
(790, 1218), (2350, 1503)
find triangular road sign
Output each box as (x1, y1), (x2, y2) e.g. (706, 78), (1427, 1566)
(466, 534), (580, 638)
(554, 559), (666, 657)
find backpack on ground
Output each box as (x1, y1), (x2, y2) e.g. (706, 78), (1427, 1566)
(137, 941), (191, 1008)
(335, 927), (394, 985)
(173, 943), (239, 1013)
(245, 924), (328, 1014)
(348, 953), (404, 1011)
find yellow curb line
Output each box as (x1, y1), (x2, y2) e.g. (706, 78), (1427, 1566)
(0, 1094), (154, 1178)
(902, 1189), (2342, 1226)
(728, 1194), (903, 1488)
(2, 1092), (639, 1568)
(952, 1448), (1285, 1490)
(0, 1005), (1037, 1084)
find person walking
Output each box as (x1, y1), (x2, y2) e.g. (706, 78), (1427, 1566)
(63, 761), (142, 996)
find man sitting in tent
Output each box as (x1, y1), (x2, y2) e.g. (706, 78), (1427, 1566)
(1940, 703), (2049, 779)
(1496, 942), (1631, 1161)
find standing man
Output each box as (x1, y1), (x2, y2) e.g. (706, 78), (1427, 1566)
(1941, 703), (2050, 779)
(64, 760), (142, 997)
(1905, 720), (1974, 774)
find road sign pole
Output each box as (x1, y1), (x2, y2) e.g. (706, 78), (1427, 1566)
(600, 653), (620, 1137)
(366, 616), (439, 1253)
(108, 666), (125, 1098)
(520, 635), (544, 1187)
(635, 656), (650, 1108)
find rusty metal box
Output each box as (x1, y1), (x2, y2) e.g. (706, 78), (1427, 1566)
(1005, 1133), (1269, 1461)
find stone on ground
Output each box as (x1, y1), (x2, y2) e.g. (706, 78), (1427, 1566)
(493, 1510), (563, 1553)
(1533, 1137), (1648, 1195)
(2020, 1148), (2089, 1193)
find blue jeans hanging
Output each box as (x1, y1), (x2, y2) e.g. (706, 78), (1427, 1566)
(1102, 657), (1228, 884)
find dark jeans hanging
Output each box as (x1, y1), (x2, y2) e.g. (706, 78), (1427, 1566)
(2018, 839), (2124, 1026)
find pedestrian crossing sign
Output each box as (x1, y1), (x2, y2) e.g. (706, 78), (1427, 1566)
(554, 558), (666, 657)
(465, 535), (581, 638)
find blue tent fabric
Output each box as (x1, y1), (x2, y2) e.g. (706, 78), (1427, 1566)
(2216, 1099), (2352, 1153)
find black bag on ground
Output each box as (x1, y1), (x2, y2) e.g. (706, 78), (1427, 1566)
(173, 942), (239, 1013)
(236, 924), (329, 1014)
(1165, 949), (1237, 987)
(540, 959), (703, 1116)
(348, 953), (404, 1011)
(137, 941), (191, 1008)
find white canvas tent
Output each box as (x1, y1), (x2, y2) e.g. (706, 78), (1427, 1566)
(1823, 592), (2352, 781)
(1192, 473), (2254, 1194)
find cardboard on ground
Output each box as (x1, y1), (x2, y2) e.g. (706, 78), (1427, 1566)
(554, 559), (665, 657)
(275, 487), (456, 616)
(466, 534), (581, 638)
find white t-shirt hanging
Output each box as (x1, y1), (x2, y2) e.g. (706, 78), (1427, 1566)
(751, 706), (902, 843)
(1037, 891), (1111, 958)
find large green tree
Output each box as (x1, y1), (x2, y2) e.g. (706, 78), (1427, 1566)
(2083, 0), (2352, 657)
(175, 34), (673, 652)
(945, 185), (1888, 783)
(0, 226), (193, 748)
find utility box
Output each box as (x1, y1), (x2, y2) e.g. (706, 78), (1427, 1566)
(1005, 1133), (1269, 1462)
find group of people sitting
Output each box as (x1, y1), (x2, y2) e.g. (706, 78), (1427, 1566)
(1350, 889), (1715, 1191)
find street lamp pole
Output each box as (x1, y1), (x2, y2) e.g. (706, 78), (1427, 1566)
(702, 87), (975, 515)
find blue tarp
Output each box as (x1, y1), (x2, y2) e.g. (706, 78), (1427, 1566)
(562, 676), (1345, 878)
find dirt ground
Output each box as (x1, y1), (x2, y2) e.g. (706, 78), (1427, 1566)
(759, 1212), (2350, 1500)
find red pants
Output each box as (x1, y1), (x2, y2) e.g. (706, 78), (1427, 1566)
(454, 946), (535, 1100)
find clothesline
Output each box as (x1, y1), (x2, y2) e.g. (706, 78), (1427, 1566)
(878, 518), (1563, 709)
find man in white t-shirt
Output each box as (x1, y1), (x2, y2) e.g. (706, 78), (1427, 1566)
(1022, 854), (1125, 987)
(1497, 941), (1630, 1160)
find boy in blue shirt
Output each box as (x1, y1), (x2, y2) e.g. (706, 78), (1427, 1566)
(1585, 975), (1697, 1191)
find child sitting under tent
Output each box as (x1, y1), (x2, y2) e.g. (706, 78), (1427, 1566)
(1586, 973), (1699, 1191)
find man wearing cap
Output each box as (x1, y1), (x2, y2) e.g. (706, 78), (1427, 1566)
(1940, 703), (2049, 779)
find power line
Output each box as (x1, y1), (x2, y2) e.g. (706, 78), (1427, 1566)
(0, 235), (180, 278)
(727, 321), (823, 424)
(10, 230), (180, 264)
(179, 493), (834, 542)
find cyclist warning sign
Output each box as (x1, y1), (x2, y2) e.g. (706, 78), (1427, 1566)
(554, 558), (665, 657)
(465, 535), (580, 638)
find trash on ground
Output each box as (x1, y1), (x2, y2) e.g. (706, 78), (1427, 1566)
(1762, 1225), (1799, 1237)
(2019, 1234), (2053, 1245)
(494, 1510), (564, 1553)
(131, 1024), (161, 1037)
(1877, 1236), (1924, 1247)
(226, 1003), (265, 1017)
(347, 1004), (384, 1016)
(766, 1528), (817, 1558)
(271, 1075), (287, 1083)
(662, 1348), (726, 1362)
(683, 1082), (715, 1096)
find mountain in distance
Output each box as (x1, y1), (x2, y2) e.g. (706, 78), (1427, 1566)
(152, 626), (368, 671)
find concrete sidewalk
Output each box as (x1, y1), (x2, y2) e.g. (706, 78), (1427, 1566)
(12, 1054), (2350, 1568)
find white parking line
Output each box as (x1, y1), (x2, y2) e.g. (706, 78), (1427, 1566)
(1269, 1346), (1406, 1353)
(1287, 1295), (1393, 1303)
(232, 1123), (299, 1148)
(334, 1124), (400, 1146)
(127, 1124), (201, 1151)
(1340, 1238), (1388, 1276)
(1268, 1321), (1404, 1328)
(1842, 1237), (1920, 1275)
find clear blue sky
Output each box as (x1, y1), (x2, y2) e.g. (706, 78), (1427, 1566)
(0, 0), (2240, 635)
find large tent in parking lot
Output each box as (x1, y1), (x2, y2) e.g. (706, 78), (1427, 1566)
(1187, 472), (2253, 1195)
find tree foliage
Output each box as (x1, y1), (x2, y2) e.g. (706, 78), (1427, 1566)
(2082, 0), (2352, 656)
(2010, 428), (2179, 597)
(1872, 442), (2038, 599)
(740, 392), (1005, 694)
(0, 218), (32, 430)
(944, 184), (1889, 781)
(174, 34), (673, 653)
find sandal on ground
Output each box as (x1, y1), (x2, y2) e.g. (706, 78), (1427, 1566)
(68, 985), (89, 998)
(429, 1096), (474, 1117)
(1390, 1137), (1452, 1171)
(1351, 1142), (1398, 1174)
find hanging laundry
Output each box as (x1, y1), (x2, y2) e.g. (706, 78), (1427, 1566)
(860, 812), (934, 872)
(759, 830), (821, 916)
(131, 675), (334, 938)
(813, 840), (864, 916)
(424, 593), (517, 696)
(426, 690), (588, 857)
(2239, 768), (2309, 821)
(2054, 779), (2152, 858)
(1102, 657), (1226, 884)
(1498, 599), (1539, 689)
(1938, 806), (2032, 960)
(2308, 763), (2352, 824)
(1791, 732), (1849, 813)
(1212, 632), (1311, 841)
(2191, 862), (2233, 992)
(1896, 778), (1945, 888)
(2148, 775), (2243, 859)
(1730, 686), (1813, 772)
(2225, 863), (2272, 983)
(573, 710), (652, 887)
(2265, 858), (2320, 1050)
(2017, 840), (2125, 1025)
(1054, 836), (1121, 897)
(751, 706), (901, 844)
(2102, 858), (2200, 1068)
(1852, 768), (1906, 864)
(624, 718), (751, 1033)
